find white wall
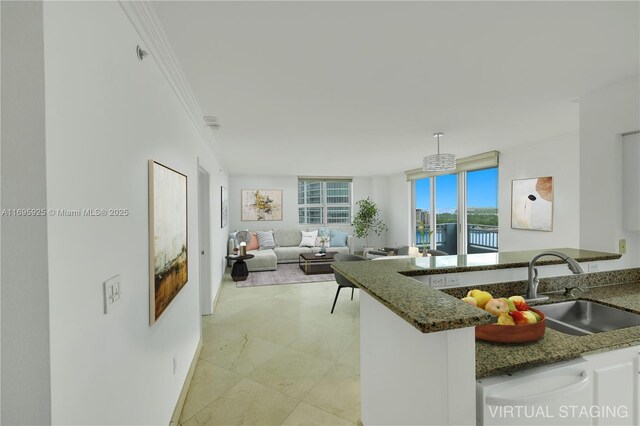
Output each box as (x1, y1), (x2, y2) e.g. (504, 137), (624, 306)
(580, 76), (640, 269)
(1, 2), (52, 423)
(355, 175), (390, 249)
(498, 134), (580, 251)
(622, 133), (640, 231)
(228, 174), (391, 251)
(28, 2), (227, 424)
(383, 173), (411, 248)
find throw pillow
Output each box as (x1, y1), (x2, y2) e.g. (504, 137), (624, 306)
(246, 232), (260, 251)
(256, 230), (276, 250)
(316, 235), (331, 248)
(330, 230), (349, 247)
(299, 230), (318, 247)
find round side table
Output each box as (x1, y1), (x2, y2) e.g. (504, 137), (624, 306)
(225, 254), (255, 282)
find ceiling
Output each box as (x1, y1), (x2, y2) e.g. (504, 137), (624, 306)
(153, 1), (639, 177)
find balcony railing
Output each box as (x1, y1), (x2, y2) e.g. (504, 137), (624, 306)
(415, 223), (498, 253)
(467, 224), (498, 250)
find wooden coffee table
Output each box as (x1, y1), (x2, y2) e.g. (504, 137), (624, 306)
(299, 252), (336, 275)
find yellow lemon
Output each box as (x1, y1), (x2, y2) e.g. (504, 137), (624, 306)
(467, 289), (493, 309)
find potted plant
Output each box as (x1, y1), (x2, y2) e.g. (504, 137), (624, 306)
(352, 197), (388, 253)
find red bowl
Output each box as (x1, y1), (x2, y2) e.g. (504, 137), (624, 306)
(475, 308), (546, 343)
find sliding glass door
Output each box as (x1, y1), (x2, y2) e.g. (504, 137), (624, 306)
(466, 168), (499, 253)
(414, 167), (498, 255)
(435, 174), (458, 255)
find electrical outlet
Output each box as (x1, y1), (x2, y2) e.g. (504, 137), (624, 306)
(619, 239), (627, 254)
(445, 274), (460, 287)
(588, 262), (600, 273)
(430, 276), (446, 287)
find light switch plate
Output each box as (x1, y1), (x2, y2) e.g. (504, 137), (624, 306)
(103, 275), (121, 314)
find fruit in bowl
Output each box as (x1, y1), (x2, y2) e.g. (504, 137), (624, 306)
(508, 295), (530, 311)
(466, 289), (493, 309)
(484, 299), (509, 316)
(461, 296), (477, 306)
(460, 290), (540, 324)
(497, 313), (515, 325)
(510, 310), (537, 325)
(461, 289), (547, 342)
(499, 298), (516, 312)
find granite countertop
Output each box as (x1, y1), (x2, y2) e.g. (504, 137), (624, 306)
(332, 247), (620, 333)
(333, 247), (638, 379)
(332, 254), (494, 333)
(398, 248), (620, 276)
(476, 282), (640, 378)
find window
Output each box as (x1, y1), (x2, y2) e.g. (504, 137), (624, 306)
(466, 168), (498, 254)
(414, 167), (498, 255)
(298, 178), (352, 224)
(435, 173), (459, 254)
(415, 178), (431, 245)
(408, 151), (500, 255)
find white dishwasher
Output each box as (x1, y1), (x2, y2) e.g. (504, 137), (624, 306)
(477, 358), (593, 425)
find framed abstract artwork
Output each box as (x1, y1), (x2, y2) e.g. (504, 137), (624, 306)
(221, 186), (228, 228)
(241, 189), (283, 221)
(511, 176), (553, 231)
(148, 160), (188, 325)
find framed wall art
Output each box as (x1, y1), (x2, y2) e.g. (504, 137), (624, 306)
(221, 186), (228, 228)
(148, 160), (188, 325)
(241, 189), (283, 221)
(511, 176), (553, 231)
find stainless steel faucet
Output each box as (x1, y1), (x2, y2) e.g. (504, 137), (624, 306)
(527, 251), (586, 302)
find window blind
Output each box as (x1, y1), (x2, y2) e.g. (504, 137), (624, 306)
(298, 176), (353, 182)
(405, 151), (499, 181)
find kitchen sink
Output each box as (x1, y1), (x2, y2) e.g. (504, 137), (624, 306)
(536, 300), (640, 336)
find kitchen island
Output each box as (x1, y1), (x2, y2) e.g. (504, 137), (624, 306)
(331, 248), (638, 425)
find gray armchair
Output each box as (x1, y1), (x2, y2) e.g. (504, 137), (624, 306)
(425, 249), (449, 256)
(331, 253), (367, 313)
(367, 246), (409, 258)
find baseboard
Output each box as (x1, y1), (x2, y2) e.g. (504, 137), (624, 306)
(211, 274), (225, 310)
(169, 339), (203, 425)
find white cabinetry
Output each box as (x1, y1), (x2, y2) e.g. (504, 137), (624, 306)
(477, 358), (593, 425)
(477, 346), (640, 426)
(583, 346), (640, 426)
(622, 133), (640, 231)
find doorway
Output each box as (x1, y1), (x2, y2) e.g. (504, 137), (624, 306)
(198, 166), (212, 315)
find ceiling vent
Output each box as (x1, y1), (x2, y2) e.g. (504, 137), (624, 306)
(203, 116), (221, 129)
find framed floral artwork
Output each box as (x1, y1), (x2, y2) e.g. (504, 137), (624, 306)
(241, 189), (282, 221)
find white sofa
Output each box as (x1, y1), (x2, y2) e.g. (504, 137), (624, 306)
(228, 229), (354, 272)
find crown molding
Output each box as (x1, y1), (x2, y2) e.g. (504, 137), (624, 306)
(118, 1), (224, 166)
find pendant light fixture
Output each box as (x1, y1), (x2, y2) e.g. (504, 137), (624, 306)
(423, 132), (456, 172)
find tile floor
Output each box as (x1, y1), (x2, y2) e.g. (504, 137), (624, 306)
(179, 271), (361, 425)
